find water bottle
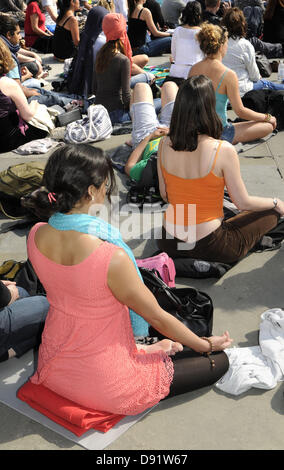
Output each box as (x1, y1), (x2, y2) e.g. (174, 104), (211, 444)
(278, 61), (284, 82)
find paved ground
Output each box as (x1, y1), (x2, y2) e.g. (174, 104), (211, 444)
(0, 52), (284, 451)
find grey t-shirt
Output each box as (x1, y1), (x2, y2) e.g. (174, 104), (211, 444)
(94, 53), (131, 113)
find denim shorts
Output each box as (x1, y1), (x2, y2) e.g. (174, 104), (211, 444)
(221, 123), (235, 143)
(130, 101), (174, 148)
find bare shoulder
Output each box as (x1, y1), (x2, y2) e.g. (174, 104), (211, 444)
(218, 140), (239, 165)
(225, 68), (238, 84)
(108, 248), (131, 272)
(141, 7), (152, 18)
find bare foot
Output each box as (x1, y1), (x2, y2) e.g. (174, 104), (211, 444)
(137, 339), (183, 356)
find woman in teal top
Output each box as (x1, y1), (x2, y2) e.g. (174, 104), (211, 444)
(189, 23), (276, 145)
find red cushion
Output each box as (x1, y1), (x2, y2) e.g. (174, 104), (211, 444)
(17, 381), (124, 437)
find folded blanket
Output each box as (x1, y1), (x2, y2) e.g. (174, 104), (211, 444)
(17, 381), (125, 436)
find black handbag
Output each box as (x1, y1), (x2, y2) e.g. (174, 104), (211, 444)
(255, 53), (272, 78)
(140, 267), (213, 340)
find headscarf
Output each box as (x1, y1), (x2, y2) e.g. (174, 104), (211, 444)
(68, 6), (108, 97)
(102, 13), (132, 67)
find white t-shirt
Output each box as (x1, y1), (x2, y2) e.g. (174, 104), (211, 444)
(169, 26), (204, 79)
(41, 0), (57, 25)
(114, 0), (128, 19)
(222, 37), (261, 97)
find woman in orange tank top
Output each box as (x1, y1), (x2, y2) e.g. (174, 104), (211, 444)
(157, 75), (284, 264)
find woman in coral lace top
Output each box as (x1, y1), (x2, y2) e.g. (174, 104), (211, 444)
(27, 144), (231, 415)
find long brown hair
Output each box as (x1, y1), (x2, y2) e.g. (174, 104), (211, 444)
(169, 76), (222, 152)
(0, 39), (15, 76)
(264, 0), (284, 20)
(95, 39), (126, 73)
(127, 0), (139, 18)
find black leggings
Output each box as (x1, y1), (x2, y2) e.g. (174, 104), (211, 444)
(165, 349), (229, 399)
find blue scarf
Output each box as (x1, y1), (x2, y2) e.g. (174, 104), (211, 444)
(49, 212), (149, 337)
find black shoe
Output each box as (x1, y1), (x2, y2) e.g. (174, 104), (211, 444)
(143, 187), (163, 207)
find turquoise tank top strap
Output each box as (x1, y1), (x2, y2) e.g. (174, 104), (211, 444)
(216, 69), (228, 91)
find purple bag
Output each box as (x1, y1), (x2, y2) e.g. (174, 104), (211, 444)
(136, 252), (176, 287)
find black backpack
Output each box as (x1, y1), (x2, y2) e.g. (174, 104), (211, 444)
(242, 89), (284, 131)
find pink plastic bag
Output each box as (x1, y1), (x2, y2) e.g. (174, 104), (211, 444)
(136, 252), (176, 287)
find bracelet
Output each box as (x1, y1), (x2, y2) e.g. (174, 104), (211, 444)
(201, 337), (214, 352)
(201, 337), (215, 369)
(273, 198), (278, 208)
(264, 113), (272, 122)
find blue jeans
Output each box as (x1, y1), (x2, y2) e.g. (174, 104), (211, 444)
(253, 79), (284, 91)
(133, 37), (171, 57)
(28, 88), (81, 107)
(130, 72), (154, 89)
(0, 287), (49, 357)
(221, 123), (235, 143)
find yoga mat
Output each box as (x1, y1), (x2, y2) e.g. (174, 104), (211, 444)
(0, 351), (154, 450)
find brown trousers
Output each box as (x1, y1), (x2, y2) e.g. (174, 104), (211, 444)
(157, 210), (280, 264)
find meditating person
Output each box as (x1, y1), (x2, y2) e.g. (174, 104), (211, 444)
(156, 75), (284, 264)
(124, 80), (177, 182)
(94, 13), (154, 124)
(189, 22), (277, 144)
(221, 8), (284, 98)
(26, 142), (231, 415)
(0, 14), (45, 87)
(0, 277), (49, 364)
(0, 39), (48, 153)
(53, 0), (80, 60)
(68, 8), (150, 98)
(24, 0), (54, 53)
(165, 1), (204, 87)
(67, 5), (109, 97)
(41, 0), (58, 34)
(127, 0), (171, 57)
(93, 13), (131, 124)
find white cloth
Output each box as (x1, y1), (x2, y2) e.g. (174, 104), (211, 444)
(114, 0), (128, 19)
(215, 308), (284, 395)
(169, 26), (204, 79)
(222, 37), (260, 98)
(28, 103), (55, 133)
(13, 137), (62, 154)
